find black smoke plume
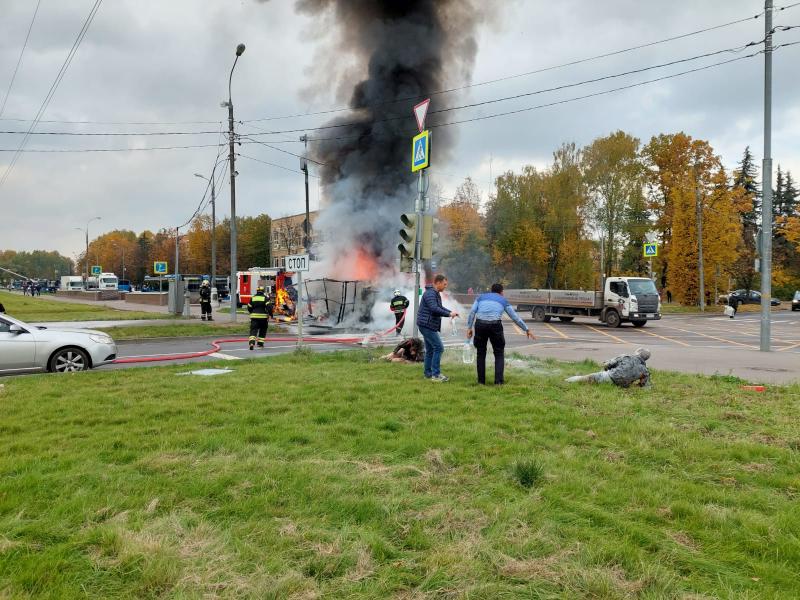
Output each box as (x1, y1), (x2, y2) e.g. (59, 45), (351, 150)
(290, 0), (480, 280)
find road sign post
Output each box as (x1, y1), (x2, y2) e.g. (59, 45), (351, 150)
(285, 254), (309, 348)
(153, 261), (168, 275)
(643, 242), (657, 281)
(409, 100), (431, 337)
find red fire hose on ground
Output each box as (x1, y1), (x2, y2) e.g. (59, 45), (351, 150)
(112, 311), (407, 365)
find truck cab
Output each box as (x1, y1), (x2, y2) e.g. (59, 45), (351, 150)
(604, 277), (661, 327)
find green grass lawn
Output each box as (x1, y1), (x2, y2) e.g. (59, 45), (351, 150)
(96, 322), (255, 340)
(1, 352), (798, 598)
(0, 291), (169, 322)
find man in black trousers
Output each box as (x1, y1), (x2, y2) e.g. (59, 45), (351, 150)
(466, 283), (534, 385)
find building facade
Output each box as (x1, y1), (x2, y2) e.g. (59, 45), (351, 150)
(270, 210), (320, 268)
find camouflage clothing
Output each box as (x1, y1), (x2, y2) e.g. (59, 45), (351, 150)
(566, 348), (651, 388)
(602, 352), (650, 388)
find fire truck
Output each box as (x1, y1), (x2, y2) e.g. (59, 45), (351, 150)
(236, 267), (296, 317)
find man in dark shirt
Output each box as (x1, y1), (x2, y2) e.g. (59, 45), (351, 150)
(416, 274), (458, 382)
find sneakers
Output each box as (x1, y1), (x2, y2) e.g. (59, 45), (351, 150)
(430, 374), (449, 382)
(248, 342), (254, 351)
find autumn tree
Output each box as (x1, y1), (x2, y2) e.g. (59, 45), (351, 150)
(437, 177), (491, 291)
(663, 140), (745, 305)
(582, 131), (647, 276)
(0, 250), (73, 281)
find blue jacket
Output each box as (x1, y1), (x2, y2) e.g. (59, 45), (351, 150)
(416, 285), (452, 332)
(467, 292), (529, 331)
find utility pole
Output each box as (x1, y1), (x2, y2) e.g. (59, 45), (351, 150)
(195, 169), (218, 303)
(760, 0), (773, 352)
(175, 227), (180, 277)
(300, 134), (310, 252)
(695, 166), (705, 311)
(226, 43), (245, 322)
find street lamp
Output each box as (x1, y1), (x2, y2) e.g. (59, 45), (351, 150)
(223, 42), (245, 321)
(194, 171), (217, 302)
(74, 216), (100, 289)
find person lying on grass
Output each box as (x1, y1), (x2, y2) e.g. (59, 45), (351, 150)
(565, 347), (651, 388)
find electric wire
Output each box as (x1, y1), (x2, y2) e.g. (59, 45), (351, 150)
(0, 39), (765, 140)
(0, 0), (103, 189)
(236, 134), (326, 165)
(0, 0), (43, 118)
(241, 10), (769, 124)
(237, 152), (319, 177)
(0, 8), (784, 128)
(0, 143), (226, 153)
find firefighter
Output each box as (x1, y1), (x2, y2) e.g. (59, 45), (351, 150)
(390, 289), (409, 336)
(247, 285), (273, 350)
(199, 280), (213, 321)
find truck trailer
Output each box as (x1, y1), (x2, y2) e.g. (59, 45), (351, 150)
(504, 276), (661, 328)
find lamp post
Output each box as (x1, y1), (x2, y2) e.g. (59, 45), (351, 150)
(222, 42), (245, 321)
(194, 170), (217, 303)
(74, 216), (100, 290)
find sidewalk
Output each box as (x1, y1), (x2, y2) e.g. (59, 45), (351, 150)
(512, 341), (800, 385)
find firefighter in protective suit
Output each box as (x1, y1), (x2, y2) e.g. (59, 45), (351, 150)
(565, 347), (651, 387)
(390, 289), (409, 336)
(247, 286), (274, 350)
(199, 280), (213, 321)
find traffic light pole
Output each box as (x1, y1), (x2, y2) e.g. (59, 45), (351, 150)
(412, 169), (425, 338)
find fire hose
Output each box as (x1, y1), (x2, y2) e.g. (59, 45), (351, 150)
(111, 310), (407, 364)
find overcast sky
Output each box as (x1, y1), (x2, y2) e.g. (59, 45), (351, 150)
(1, 0), (798, 262)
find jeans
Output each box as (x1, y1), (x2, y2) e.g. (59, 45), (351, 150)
(474, 320), (505, 384)
(419, 326), (444, 377)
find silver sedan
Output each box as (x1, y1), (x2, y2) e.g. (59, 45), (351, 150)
(0, 313), (117, 375)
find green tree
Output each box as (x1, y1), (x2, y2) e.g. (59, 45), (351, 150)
(582, 131), (647, 276)
(731, 146), (760, 290)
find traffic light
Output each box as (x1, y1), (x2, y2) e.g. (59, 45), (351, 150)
(421, 215), (439, 260)
(398, 213), (417, 273)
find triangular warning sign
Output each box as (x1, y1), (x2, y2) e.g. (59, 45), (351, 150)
(413, 99), (430, 133)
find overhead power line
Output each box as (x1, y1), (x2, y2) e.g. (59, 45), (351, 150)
(0, 39), (766, 140)
(237, 153), (319, 177)
(0, 0), (43, 119)
(0, 8), (785, 129)
(0, 0), (103, 190)
(0, 143), (225, 153)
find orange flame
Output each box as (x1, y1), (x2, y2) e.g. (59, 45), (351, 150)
(331, 247), (380, 281)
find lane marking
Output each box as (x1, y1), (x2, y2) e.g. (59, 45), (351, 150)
(584, 324), (626, 344)
(631, 326), (691, 347)
(658, 323), (758, 349)
(208, 352), (243, 361)
(545, 322), (569, 339)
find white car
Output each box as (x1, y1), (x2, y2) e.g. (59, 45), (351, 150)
(0, 313), (117, 375)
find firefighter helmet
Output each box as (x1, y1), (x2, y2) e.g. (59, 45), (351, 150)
(393, 289), (401, 296)
(257, 285), (265, 292)
(201, 280), (209, 286)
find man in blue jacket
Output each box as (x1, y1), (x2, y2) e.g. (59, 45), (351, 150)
(416, 274), (459, 382)
(467, 283), (534, 385)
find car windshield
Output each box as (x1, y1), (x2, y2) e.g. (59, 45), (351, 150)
(101, 278), (116, 284)
(627, 279), (658, 295)
(794, 291), (800, 300)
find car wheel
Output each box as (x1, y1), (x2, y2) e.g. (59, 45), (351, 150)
(532, 306), (547, 322)
(605, 310), (621, 328)
(49, 347), (90, 372)
(559, 316), (574, 322)
(632, 320), (647, 327)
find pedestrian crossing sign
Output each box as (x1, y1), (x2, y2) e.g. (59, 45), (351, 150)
(643, 242), (658, 257)
(411, 130), (430, 172)
(154, 261), (168, 274)
(91, 265), (101, 275)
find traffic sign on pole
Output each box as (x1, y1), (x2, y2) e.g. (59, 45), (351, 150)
(91, 265), (102, 275)
(413, 98), (430, 133)
(153, 261), (168, 274)
(285, 254), (310, 272)
(411, 130), (430, 172)
(643, 242), (658, 257)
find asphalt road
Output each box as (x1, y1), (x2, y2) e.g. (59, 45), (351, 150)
(107, 311), (800, 373)
(502, 311), (800, 354)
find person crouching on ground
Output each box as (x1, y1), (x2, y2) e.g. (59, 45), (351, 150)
(565, 347), (651, 387)
(416, 274), (458, 382)
(247, 286), (274, 350)
(466, 283), (534, 385)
